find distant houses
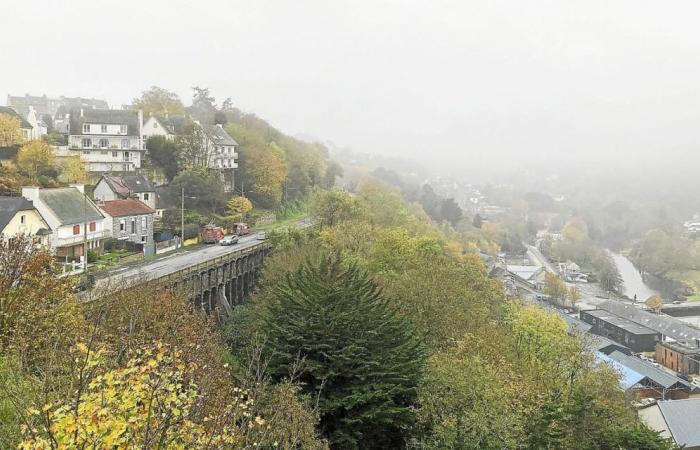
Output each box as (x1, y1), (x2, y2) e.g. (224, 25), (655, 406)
(94, 174), (156, 210)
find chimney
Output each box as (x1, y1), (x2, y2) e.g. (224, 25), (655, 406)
(217, 123), (223, 128)
(80, 108), (84, 117)
(69, 183), (85, 194)
(22, 186), (40, 201)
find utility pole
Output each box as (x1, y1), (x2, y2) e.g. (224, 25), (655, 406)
(181, 187), (185, 249)
(83, 190), (88, 273)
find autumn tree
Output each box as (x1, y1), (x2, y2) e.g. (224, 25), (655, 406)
(16, 140), (55, 182)
(309, 188), (358, 228)
(261, 254), (425, 448)
(132, 86), (185, 116)
(0, 113), (24, 147)
(646, 295), (663, 313)
(245, 142), (287, 207)
(226, 196), (253, 222)
(59, 156), (88, 184)
(543, 272), (569, 305)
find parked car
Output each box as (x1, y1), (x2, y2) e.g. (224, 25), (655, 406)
(220, 235), (239, 246)
(256, 231), (267, 240)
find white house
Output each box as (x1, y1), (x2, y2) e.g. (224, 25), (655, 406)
(201, 124), (238, 191)
(22, 184), (108, 262)
(26, 106), (48, 139)
(67, 108), (145, 172)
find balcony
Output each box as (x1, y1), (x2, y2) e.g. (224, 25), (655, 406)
(54, 230), (110, 247)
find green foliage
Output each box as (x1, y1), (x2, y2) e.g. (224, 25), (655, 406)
(309, 188), (358, 228)
(168, 169), (226, 214)
(146, 135), (181, 181)
(261, 254), (425, 448)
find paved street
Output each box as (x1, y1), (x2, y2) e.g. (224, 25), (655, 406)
(91, 233), (266, 292)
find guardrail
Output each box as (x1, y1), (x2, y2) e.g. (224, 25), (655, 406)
(158, 241), (271, 284)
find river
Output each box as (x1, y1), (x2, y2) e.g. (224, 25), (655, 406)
(609, 252), (660, 301)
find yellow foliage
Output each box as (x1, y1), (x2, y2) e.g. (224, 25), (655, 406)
(227, 196), (253, 221)
(16, 140), (54, 182)
(19, 343), (268, 449)
(0, 113), (24, 147)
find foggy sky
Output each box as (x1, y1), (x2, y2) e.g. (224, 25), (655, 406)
(3, 0), (700, 176)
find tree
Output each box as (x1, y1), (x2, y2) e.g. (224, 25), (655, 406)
(321, 161), (343, 189)
(19, 343), (270, 449)
(16, 141), (54, 182)
(0, 113), (24, 147)
(226, 196), (253, 222)
(245, 142), (287, 207)
(146, 135), (181, 181)
(595, 253), (623, 293)
(472, 214), (484, 229)
(132, 86), (185, 116)
(646, 295), (663, 313)
(262, 254), (425, 448)
(59, 156), (88, 183)
(543, 272), (569, 305)
(176, 122), (209, 169)
(168, 170), (226, 213)
(309, 188), (357, 228)
(439, 198), (463, 226)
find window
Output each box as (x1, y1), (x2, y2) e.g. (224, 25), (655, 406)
(122, 164), (130, 171)
(101, 151), (107, 155)
(141, 235), (146, 242)
(83, 124), (90, 133)
(142, 193), (150, 201)
(101, 124), (108, 133)
(89, 222), (96, 232)
(82, 138), (92, 148)
(119, 219), (126, 232)
(120, 124), (127, 134)
(20, 214), (25, 224)
(73, 224), (80, 235)
(124, 151), (130, 161)
(82, 151), (90, 155)
(141, 216), (147, 229)
(121, 139), (128, 149)
(112, 151), (118, 157)
(99, 138), (109, 148)
(131, 218), (136, 234)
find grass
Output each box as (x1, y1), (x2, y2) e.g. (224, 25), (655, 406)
(668, 269), (700, 301)
(93, 249), (141, 271)
(254, 211), (307, 232)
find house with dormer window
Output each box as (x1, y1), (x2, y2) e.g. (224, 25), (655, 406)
(67, 108), (144, 172)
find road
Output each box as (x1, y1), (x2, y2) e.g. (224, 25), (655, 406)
(525, 244), (556, 273)
(90, 233), (266, 292)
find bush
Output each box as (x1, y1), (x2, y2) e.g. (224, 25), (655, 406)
(87, 250), (98, 263)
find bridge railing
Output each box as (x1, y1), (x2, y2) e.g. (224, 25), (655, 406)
(159, 241), (270, 284)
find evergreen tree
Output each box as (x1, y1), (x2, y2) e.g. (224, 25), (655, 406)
(263, 254), (425, 449)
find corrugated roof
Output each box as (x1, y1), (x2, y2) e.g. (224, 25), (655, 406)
(595, 352), (645, 390)
(608, 351), (690, 389)
(39, 188), (104, 225)
(590, 334), (632, 356)
(599, 300), (700, 345)
(99, 198), (155, 217)
(658, 399), (700, 448)
(0, 197), (38, 231)
(202, 124), (238, 146)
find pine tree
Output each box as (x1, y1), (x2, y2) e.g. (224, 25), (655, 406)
(263, 254), (425, 449)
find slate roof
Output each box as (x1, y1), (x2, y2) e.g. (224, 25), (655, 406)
(69, 109), (140, 136)
(599, 300), (700, 345)
(658, 399), (700, 448)
(608, 351), (690, 390)
(99, 198), (155, 217)
(155, 115), (190, 135)
(202, 124), (238, 146)
(584, 309), (660, 336)
(0, 106), (32, 129)
(590, 334), (632, 356)
(0, 197), (38, 231)
(102, 175), (154, 196)
(38, 188), (104, 225)
(7, 94), (108, 118)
